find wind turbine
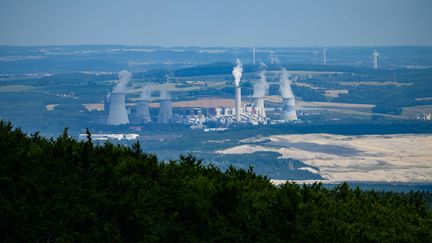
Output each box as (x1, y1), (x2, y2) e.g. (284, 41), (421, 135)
(270, 50), (275, 65)
(322, 48), (328, 65)
(372, 49), (381, 69)
(252, 47), (256, 65)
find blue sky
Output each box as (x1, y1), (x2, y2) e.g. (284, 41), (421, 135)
(0, 0), (431, 46)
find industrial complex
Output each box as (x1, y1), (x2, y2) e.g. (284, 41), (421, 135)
(103, 60), (299, 130)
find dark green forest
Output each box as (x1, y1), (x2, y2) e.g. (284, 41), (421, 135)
(1, 120), (431, 242)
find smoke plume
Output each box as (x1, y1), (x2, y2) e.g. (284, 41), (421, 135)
(253, 68), (269, 98)
(140, 86), (152, 100)
(113, 70), (132, 93)
(232, 58), (243, 87)
(279, 68), (294, 98)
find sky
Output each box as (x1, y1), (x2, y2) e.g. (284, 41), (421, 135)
(0, 0), (431, 47)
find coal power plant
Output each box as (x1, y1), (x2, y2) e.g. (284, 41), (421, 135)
(103, 64), (299, 128)
(107, 92), (129, 125)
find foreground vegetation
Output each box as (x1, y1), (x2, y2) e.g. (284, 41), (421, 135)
(1, 121), (431, 242)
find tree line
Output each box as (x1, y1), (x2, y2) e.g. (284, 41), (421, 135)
(0, 120), (431, 242)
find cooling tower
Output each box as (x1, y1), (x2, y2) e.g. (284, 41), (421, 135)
(107, 92), (129, 125)
(137, 100), (151, 123)
(235, 86), (241, 122)
(157, 99), (173, 124)
(104, 93), (111, 116)
(254, 97), (266, 118)
(281, 98), (297, 121)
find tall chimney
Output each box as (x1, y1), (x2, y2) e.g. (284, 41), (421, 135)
(107, 92), (129, 125)
(281, 97), (297, 121)
(235, 85), (241, 122)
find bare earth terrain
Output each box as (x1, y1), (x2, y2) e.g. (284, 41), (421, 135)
(217, 134), (432, 183)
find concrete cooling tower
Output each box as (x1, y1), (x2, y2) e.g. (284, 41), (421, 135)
(254, 97), (266, 118)
(104, 93), (111, 116)
(157, 99), (173, 124)
(281, 98), (297, 121)
(137, 100), (151, 123)
(107, 92), (129, 125)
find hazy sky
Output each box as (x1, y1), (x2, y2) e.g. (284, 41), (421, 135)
(0, 0), (431, 47)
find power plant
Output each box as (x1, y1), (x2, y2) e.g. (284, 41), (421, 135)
(107, 92), (129, 125)
(157, 90), (173, 124)
(104, 64), (300, 128)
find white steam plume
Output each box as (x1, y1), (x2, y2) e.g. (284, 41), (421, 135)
(113, 70), (132, 93)
(140, 85), (152, 100)
(253, 68), (269, 98)
(279, 68), (294, 98)
(159, 84), (171, 100)
(232, 58), (243, 87)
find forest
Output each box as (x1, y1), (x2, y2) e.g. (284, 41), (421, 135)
(1, 120), (431, 242)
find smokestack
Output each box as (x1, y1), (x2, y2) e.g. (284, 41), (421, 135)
(252, 66), (268, 118)
(232, 59), (243, 123)
(279, 68), (297, 121)
(157, 89), (173, 124)
(107, 93), (129, 125)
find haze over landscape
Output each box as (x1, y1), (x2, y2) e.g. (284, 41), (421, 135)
(1, 0), (432, 241)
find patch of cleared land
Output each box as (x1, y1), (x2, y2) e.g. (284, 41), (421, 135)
(339, 81), (413, 87)
(415, 97), (432, 101)
(324, 89), (349, 98)
(45, 104), (59, 111)
(130, 81), (226, 95)
(0, 85), (35, 92)
(83, 98), (244, 111)
(402, 105), (432, 117)
(216, 134), (432, 182)
(82, 103), (104, 112)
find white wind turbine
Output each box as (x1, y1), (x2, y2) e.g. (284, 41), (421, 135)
(322, 48), (328, 65)
(372, 49), (381, 69)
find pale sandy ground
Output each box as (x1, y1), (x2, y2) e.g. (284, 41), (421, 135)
(45, 104), (59, 111)
(216, 134), (432, 182)
(339, 81), (413, 87)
